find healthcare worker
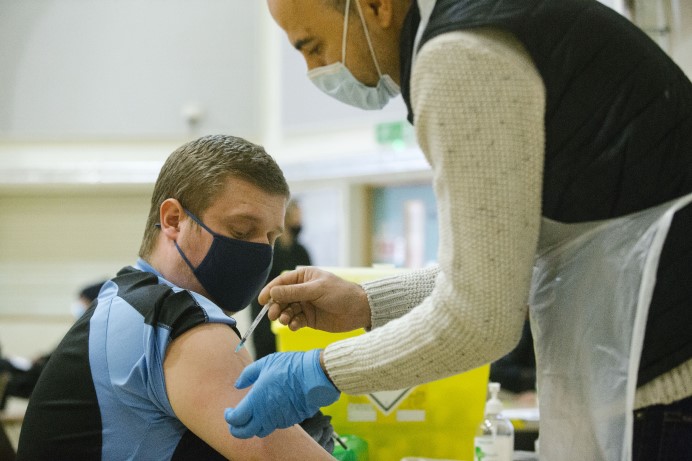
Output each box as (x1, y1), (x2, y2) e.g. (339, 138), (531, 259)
(225, 1), (692, 459)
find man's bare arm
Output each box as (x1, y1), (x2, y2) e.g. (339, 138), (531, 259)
(164, 322), (335, 460)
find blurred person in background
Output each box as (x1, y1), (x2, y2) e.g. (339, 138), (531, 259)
(70, 281), (107, 320)
(250, 199), (312, 359)
(0, 280), (106, 409)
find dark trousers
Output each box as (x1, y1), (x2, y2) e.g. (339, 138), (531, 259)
(633, 394), (692, 461)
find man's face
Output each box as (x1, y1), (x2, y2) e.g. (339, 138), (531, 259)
(267, 0), (401, 87)
(175, 177), (286, 296)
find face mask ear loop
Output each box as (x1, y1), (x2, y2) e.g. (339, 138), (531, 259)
(183, 208), (218, 237)
(175, 208), (214, 273)
(174, 241), (198, 272)
(341, 0), (351, 65)
(354, 0), (383, 77)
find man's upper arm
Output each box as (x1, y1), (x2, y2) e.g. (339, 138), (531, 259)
(163, 322), (334, 460)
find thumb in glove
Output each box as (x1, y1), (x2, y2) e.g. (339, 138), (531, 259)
(224, 350), (340, 439)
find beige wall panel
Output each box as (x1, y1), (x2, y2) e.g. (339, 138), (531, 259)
(0, 187), (152, 357)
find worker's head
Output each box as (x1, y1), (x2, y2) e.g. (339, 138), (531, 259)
(267, 0), (408, 109)
(139, 134), (289, 311)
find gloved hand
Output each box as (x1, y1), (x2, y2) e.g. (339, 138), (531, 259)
(224, 349), (340, 439)
(299, 411), (335, 453)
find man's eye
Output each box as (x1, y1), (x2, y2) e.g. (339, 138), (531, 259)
(308, 44), (321, 55)
(231, 230), (250, 240)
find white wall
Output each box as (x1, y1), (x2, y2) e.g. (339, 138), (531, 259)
(0, 0), (263, 140)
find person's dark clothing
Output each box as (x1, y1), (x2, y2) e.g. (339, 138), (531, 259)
(632, 394), (692, 461)
(251, 239), (312, 359)
(0, 354), (50, 409)
(490, 321), (535, 394)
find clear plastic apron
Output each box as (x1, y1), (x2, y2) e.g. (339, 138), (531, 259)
(529, 192), (692, 461)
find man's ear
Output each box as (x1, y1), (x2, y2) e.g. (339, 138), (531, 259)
(363, 0), (393, 28)
(159, 198), (184, 241)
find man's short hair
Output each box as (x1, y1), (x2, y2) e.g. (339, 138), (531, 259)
(138, 135), (290, 259)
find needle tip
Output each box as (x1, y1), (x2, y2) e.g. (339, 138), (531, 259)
(234, 342), (244, 353)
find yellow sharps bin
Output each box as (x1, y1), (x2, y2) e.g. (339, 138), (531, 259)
(272, 267), (489, 461)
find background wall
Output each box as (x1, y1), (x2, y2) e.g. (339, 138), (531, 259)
(0, 0), (263, 140)
(0, 185), (151, 356)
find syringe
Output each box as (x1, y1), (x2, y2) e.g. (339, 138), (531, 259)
(235, 301), (271, 353)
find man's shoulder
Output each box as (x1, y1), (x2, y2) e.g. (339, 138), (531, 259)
(111, 267), (177, 305)
(109, 268), (199, 330)
(112, 265), (160, 293)
(108, 266), (237, 339)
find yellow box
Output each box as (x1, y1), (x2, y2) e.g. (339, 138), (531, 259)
(273, 267), (489, 461)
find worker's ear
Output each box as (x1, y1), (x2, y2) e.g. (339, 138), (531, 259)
(362, 0), (393, 28)
(159, 198), (185, 241)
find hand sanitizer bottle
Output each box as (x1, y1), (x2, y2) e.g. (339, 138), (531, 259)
(474, 382), (514, 461)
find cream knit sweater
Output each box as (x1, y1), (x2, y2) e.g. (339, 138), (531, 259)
(324, 29), (544, 392)
(322, 28), (692, 409)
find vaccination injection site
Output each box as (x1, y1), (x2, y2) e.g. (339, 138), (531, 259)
(1, 0), (692, 460)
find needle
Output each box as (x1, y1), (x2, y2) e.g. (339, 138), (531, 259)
(235, 302), (270, 353)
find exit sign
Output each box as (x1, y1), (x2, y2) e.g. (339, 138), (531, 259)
(375, 120), (415, 150)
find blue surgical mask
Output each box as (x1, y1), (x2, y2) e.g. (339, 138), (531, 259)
(175, 209), (273, 312)
(308, 0), (400, 110)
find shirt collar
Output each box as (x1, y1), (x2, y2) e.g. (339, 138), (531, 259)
(135, 258), (164, 279)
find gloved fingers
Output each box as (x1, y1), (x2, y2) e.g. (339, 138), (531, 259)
(229, 415), (263, 439)
(224, 396), (253, 427)
(321, 433), (335, 454)
(234, 357), (265, 389)
(301, 411), (335, 451)
(227, 400), (266, 439)
(255, 424), (274, 439)
(230, 393), (292, 439)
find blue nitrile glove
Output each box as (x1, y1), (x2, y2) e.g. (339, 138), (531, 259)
(224, 349), (340, 439)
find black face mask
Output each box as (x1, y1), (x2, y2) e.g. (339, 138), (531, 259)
(175, 209), (273, 312)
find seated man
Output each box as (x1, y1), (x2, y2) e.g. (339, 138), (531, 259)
(16, 135), (335, 460)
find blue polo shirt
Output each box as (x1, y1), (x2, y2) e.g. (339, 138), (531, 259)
(17, 260), (239, 460)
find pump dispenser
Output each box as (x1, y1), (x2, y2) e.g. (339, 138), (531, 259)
(474, 382), (514, 461)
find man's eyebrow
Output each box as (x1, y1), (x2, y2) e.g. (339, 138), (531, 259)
(221, 214), (283, 235)
(293, 36), (315, 52)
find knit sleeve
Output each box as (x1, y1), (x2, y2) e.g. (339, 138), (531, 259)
(362, 265), (440, 329)
(323, 28), (546, 394)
